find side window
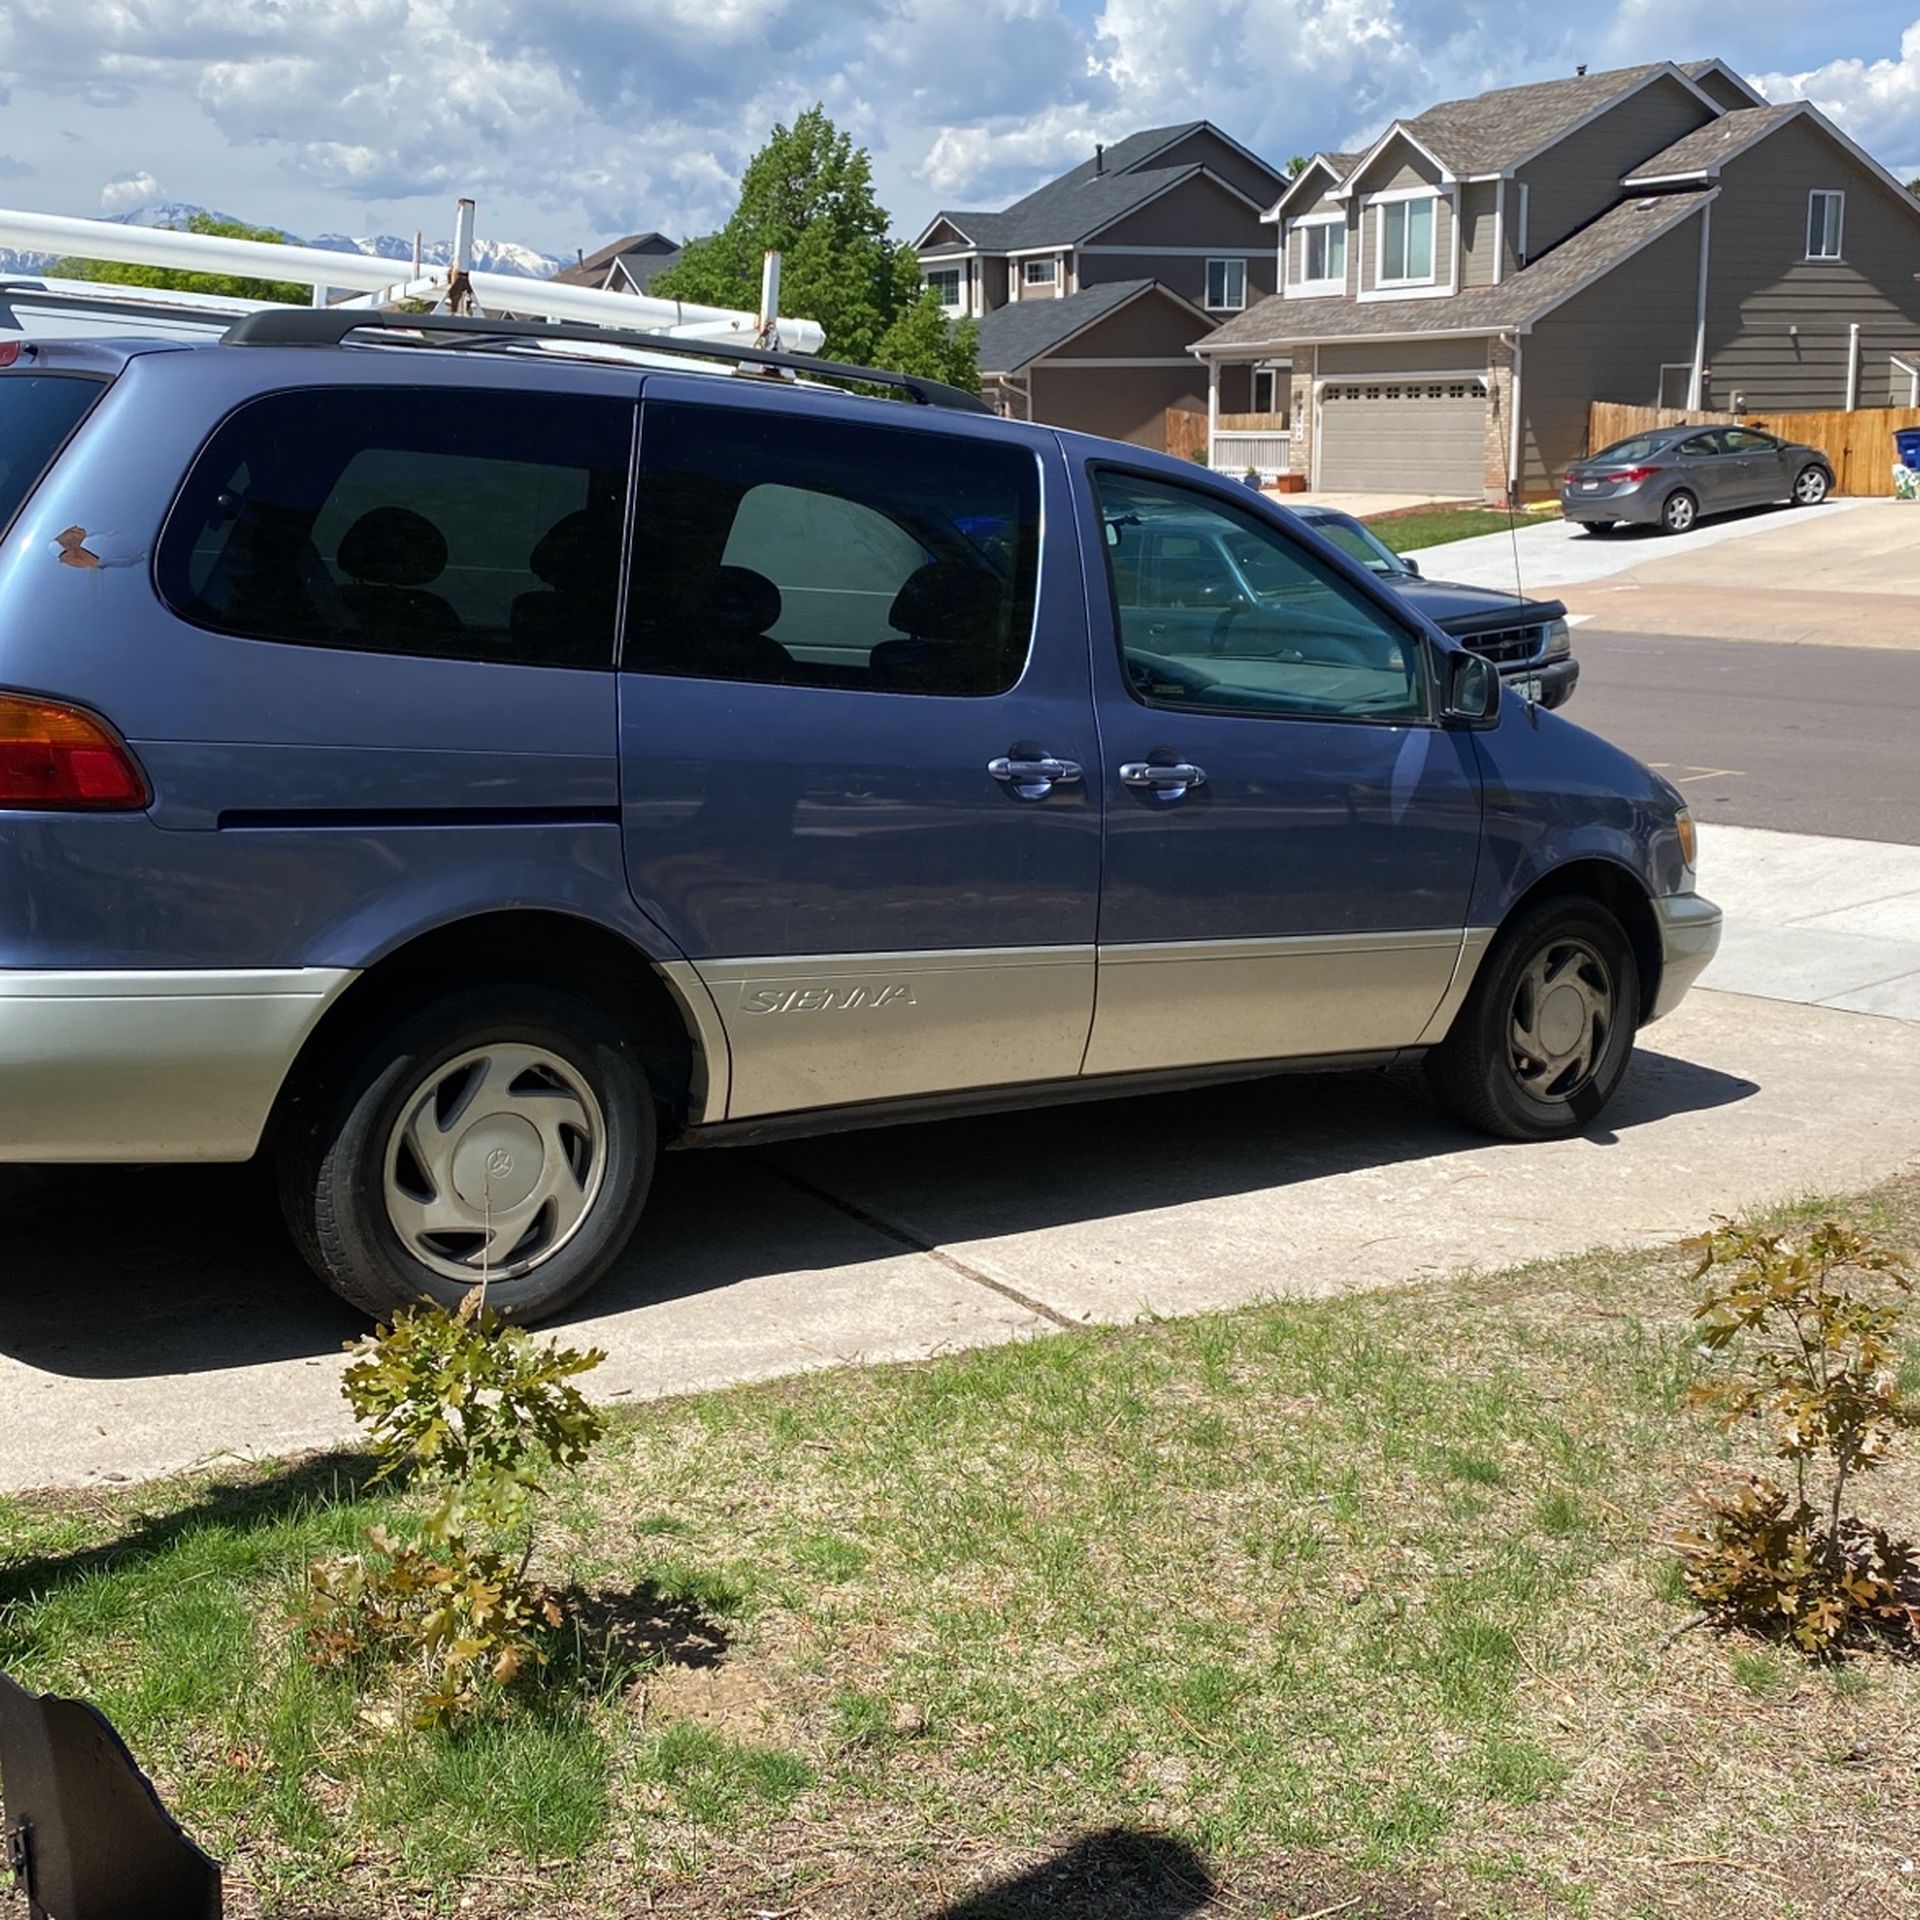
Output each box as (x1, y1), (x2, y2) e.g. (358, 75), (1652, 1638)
(1677, 432), (1724, 458)
(624, 402), (1041, 696)
(157, 387), (633, 668)
(1094, 470), (1427, 723)
(1722, 429), (1778, 454)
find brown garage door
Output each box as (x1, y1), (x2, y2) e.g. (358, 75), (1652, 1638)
(1317, 378), (1488, 495)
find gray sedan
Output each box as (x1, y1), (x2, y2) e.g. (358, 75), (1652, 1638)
(1561, 424), (1833, 535)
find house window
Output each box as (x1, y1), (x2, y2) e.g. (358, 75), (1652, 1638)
(1206, 258), (1247, 310)
(1806, 190), (1845, 260)
(926, 268), (963, 309)
(1379, 197), (1436, 284)
(1023, 257), (1058, 287)
(1251, 368), (1278, 413)
(1293, 219), (1346, 291)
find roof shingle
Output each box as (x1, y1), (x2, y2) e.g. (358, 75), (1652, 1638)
(1398, 62), (1682, 176)
(976, 278), (1165, 372)
(1624, 103), (1801, 181)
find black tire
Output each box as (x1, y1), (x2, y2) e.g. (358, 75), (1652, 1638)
(1424, 898), (1640, 1141)
(1791, 464), (1831, 507)
(1659, 489), (1698, 535)
(278, 985), (655, 1322)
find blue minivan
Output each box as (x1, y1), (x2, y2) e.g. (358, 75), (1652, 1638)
(0, 310), (1721, 1321)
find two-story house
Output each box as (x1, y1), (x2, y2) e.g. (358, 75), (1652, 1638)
(1194, 59), (1920, 500)
(916, 123), (1290, 448)
(553, 232), (683, 295)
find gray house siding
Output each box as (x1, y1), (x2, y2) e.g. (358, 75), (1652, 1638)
(1700, 115), (1920, 410)
(1691, 68), (1758, 114)
(1082, 245), (1276, 309)
(1516, 75), (1713, 258)
(1151, 128), (1288, 209)
(1319, 338), (1489, 377)
(1460, 181), (1501, 287)
(1519, 214), (1704, 490)
(1094, 173), (1267, 250)
(981, 257), (1009, 308)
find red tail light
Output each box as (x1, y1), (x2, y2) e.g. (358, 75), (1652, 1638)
(1605, 465), (1661, 483)
(0, 693), (149, 809)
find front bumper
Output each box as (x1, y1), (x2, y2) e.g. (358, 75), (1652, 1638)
(1647, 893), (1722, 1021)
(1502, 658), (1579, 709)
(0, 968), (354, 1162)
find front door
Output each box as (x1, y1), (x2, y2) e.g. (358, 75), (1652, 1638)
(1082, 466), (1483, 1076)
(1719, 427), (1793, 506)
(617, 380), (1101, 1119)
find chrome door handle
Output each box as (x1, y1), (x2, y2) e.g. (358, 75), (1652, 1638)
(1119, 760), (1207, 799)
(988, 754), (1083, 800)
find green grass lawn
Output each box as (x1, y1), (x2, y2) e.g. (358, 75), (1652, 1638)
(4, 1184), (1918, 1918)
(1363, 506), (1556, 552)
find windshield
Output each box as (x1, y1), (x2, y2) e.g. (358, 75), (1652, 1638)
(1588, 433), (1667, 466)
(0, 373), (105, 534)
(1303, 512), (1408, 577)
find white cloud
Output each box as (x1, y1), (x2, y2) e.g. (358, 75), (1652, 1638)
(1754, 18), (1920, 178)
(99, 168), (160, 211)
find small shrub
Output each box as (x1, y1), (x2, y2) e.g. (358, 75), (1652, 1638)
(298, 1290), (608, 1721)
(1673, 1222), (1920, 1656)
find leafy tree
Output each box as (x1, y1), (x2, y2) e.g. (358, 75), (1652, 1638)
(652, 105), (977, 390)
(54, 212), (312, 304)
(1286, 154), (1310, 178)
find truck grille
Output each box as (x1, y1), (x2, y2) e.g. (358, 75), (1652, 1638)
(1459, 624), (1544, 667)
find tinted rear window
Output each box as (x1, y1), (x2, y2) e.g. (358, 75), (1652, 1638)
(157, 386), (633, 669)
(1589, 434), (1667, 465)
(0, 373), (105, 532)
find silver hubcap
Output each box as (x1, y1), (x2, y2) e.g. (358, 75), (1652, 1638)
(1509, 939), (1613, 1102)
(1666, 495), (1694, 530)
(383, 1043), (606, 1283)
(1796, 470), (1826, 503)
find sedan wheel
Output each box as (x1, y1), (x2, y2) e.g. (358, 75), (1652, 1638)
(1792, 465), (1831, 506)
(1660, 489), (1698, 535)
(1425, 898), (1640, 1141)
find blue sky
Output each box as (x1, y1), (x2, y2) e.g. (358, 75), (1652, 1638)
(0, 1), (1916, 257)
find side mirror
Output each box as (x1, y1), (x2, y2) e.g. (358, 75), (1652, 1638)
(1401, 555), (1422, 577)
(1441, 649), (1500, 726)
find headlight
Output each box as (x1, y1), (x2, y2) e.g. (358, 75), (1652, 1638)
(1543, 617), (1571, 658)
(1675, 806), (1697, 872)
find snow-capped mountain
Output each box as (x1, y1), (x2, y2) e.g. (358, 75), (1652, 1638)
(0, 202), (566, 281)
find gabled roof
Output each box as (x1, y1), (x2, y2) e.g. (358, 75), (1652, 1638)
(1623, 103), (1802, 181)
(1195, 190), (1717, 349)
(915, 122), (1284, 253)
(976, 277), (1209, 373)
(1680, 58), (1769, 108)
(1264, 150), (1361, 221)
(552, 231), (680, 289)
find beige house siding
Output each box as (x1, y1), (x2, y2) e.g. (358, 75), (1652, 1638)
(1350, 139), (1445, 196)
(1318, 338), (1491, 378)
(1010, 254), (1068, 300)
(1150, 128), (1286, 210)
(1701, 115), (1920, 410)
(1515, 75), (1713, 258)
(920, 218), (972, 248)
(1027, 365), (1207, 447)
(1358, 193), (1454, 294)
(1459, 181), (1501, 288)
(1518, 214), (1704, 492)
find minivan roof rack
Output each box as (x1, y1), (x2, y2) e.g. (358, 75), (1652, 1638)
(220, 307), (993, 415)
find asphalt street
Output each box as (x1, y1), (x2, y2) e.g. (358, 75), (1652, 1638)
(1566, 629), (1920, 844)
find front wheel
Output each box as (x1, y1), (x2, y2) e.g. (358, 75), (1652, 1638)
(1425, 899), (1640, 1140)
(279, 986), (656, 1322)
(1660, 489), (1698, 535)
(1791, 464), (1831, 506)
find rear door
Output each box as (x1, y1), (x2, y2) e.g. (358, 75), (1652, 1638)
(617, 381), (1101, 1120)
(1080, 465), (1482, 1076)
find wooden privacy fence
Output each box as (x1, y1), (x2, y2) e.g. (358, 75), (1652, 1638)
(1164, 407), (1289, 466)
(1588, 400), (1920, 497)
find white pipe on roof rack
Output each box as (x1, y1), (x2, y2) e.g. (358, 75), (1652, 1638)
(0, 207), (827, 353)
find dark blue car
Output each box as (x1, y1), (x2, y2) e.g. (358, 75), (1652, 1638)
(0, 311), (1720, 1321)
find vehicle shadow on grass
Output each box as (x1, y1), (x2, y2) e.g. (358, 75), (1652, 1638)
(0, 1048), (1757, 1382)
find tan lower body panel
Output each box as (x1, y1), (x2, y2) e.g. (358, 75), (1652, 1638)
(1082, 928), (1476, 1077)
(695, 946), (1097, 1119)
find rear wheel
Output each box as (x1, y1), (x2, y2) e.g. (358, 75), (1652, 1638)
(1791, 464), (1831, 506)
(279, 986), (655, 1322)
(1659, 489), (1698, 535)
(1425, 898), (1640, 1141)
